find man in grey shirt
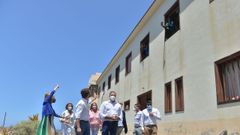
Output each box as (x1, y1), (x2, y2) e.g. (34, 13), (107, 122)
(133, 103), (144, 135)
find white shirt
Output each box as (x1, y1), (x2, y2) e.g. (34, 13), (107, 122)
(60, 110), (75, 135)
(134, 111), (144, 130)
(118, 110), (123, 127)
(99, 100), (121, 122)
(142, 107), (161, 126)
(75, 98), (89, 121)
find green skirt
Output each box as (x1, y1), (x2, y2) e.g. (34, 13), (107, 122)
(36, 116), (56, 135)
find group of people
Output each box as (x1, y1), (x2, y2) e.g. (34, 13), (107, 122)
(36, 85), (161, 135)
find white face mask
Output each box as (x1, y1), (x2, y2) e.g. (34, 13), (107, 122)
(109, 96), (116, 102)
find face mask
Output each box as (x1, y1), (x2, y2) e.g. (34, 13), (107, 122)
(67, 107), (73, 111)
(109, 96), (116, 102)
(147, 105), (152, 112)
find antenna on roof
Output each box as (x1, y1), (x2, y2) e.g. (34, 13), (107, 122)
(2, 112), (7, 128)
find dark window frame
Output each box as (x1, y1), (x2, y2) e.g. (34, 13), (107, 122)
(102, 82), (105, 91)
(140, 33), (150, 62)
(115, 65), (120, 84)
(165, 82), (172, 113)
(108, 75), (112, 90)
(164, 0), (180, 41)
(175, 77), (184, 112)
(124, 100), (130, 111)
(215, 51), (240, 105)
(137, 90), (152, 110)
(125, 52), (132, 75)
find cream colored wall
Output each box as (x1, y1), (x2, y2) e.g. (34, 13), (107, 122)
(97, 0), (240, 134)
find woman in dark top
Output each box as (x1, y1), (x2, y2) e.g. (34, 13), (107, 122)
(36, 84), (64, 135)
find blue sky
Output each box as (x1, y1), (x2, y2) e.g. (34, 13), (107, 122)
(0, 0), (153, 128)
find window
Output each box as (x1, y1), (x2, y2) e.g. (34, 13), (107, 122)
(137, 90), (152, 110)
(102, 82), (105, 91)
(165, 82), (172, 113)
(140, 34), (150, 62)
(215, 51), (240, 104)
(164, 1), (180, 41)
(124, 100), (130, 111)
(175, 77), (184, 112)
(108, 75), (112, 89)
(98, 86), (101, 97)
(125, 52), (132, 75)
(115, 65), (120, 84)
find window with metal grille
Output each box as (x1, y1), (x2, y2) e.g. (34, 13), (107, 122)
(215, 51), (240, 104)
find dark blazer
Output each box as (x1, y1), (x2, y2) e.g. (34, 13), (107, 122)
(122, 111), (128, 134)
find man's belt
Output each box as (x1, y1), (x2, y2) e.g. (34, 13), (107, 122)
(145, 124), (157, 128)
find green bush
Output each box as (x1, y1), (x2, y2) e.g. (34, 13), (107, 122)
(11, 120), (38, 135)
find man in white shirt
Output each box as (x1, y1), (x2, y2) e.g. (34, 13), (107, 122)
(142, 100), (161, 135)
(75, 88), (91, 135)
(100, 91), (122, 135)
(133, 103), (144, 135)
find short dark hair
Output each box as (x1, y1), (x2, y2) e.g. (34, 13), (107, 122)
(109, 91), (117, 96)
(81, 88), (90, 98)
(135, 103), (141, 108)
(65, 103), (73, 110)
(147, 99), (152, 105)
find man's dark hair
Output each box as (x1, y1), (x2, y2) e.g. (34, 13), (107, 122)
(147, 99), (152, 105)
(81, 88), (90, 98)
(135, 103), (141, 108)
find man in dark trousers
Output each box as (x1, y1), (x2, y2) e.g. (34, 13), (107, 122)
(100, 91), (122, 135)
(116, 103), (128, 135)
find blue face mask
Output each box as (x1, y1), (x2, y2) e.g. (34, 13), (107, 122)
(147, 105), (152, 112)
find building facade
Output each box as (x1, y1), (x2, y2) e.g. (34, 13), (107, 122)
(96, 0), (240, 134)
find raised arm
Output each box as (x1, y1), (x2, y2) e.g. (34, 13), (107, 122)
(45, 90), (55, 102)
(45, 84), (59, 102)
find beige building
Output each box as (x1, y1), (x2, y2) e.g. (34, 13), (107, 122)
(95, 0), (240, 134)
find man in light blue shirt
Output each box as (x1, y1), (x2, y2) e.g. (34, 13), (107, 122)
(100, 91), (122, 135)
(142, 100), (161, 135)
(133, 103), (144, 135)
